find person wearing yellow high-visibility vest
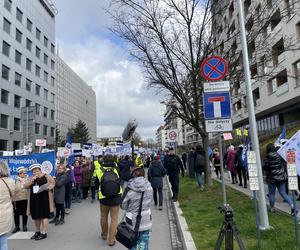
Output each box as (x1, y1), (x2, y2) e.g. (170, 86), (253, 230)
(94, 154), (122, 247)
(134, 153), (144, 168)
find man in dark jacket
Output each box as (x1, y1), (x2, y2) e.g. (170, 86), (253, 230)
(118, 155), (134, 187)
(181, 153), (187, 170)
(234, 145), (247, 188)
(164, 148), (184, 202)
(193, 145), (206, 191)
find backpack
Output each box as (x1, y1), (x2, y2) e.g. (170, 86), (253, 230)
(195, 154), (205, 171)
(100, 165), (120, 198)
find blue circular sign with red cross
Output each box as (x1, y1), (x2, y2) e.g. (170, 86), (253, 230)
(201, 56), (228, 81)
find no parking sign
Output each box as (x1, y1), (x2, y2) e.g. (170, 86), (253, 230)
(166, 129), (178, 143)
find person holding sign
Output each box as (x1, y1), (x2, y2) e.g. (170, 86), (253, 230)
(24, 164), (55, 240)
(263, 144), (295, 215)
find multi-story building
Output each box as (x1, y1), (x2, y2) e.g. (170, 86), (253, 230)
(0, 0), (57, 151)
(212, 0), (300, 135)
(155, 125), (166, 151)
(97, 136), (122, 147)
(55, 56), (97, 143)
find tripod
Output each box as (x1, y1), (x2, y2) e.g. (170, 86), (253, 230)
(215, 206), (246, 250)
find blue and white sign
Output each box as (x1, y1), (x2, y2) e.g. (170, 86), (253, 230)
(0, 151), (56, 179)
(204, 92), (231, 119)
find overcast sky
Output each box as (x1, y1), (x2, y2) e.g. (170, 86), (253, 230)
(52, 0), (164, 139)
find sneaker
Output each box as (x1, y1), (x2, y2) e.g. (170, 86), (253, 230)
(159, 206), (163, 211)
(291, 208), (296, 216)
(91, 199), (95, 203)
(65, 209), (70, 214)
(50, 218), (58, 224)
(30, 232), (40, 240)
(59, 219), (65, 225)
(270, 208), (276, 213)
(35, 233), (47, 241)
(23, 226), (28, 232)
(12, 227), (20, 233)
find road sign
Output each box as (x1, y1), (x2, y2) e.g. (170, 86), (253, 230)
(205, 119), (232, 133)
(35, 139), (46, 147)
(166, 129), (178, 143)
(203, 81), (230, 93)
(204, 92), (231, 119)
(201, 56), (228, 81)
(247, 151), (259, 191)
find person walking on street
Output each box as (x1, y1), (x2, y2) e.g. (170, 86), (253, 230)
(263, 143), (295, 214)
(94, 154), (122, 247)
(148, 155), (166, 210)
(24, 164), (55, 240)
(73, 160), (83, 203)
(65, 163), (74, 214)
(121, 167), (153, 250)
(119, 155), (134, 188)
(212, 149), (221, 179)
(234, 145), (248, 188)
(0, 162), (15, 250)
(12, 167), (29, 233)
(226, 146), (237, 184)
(181, 152), (187, 170)
(194, 145), (206, 191)
(164, 148), (184, 202)
(51, 164), (67, 226)
(82, 162), (91, 200)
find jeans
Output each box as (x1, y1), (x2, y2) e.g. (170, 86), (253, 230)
(196, 173), (203, 189)
(90, 186), (96, 200)
(75, 183), (83, 200)
(153, 188), (163, 206)
(0, 234), (8, 250)
(100, 204), (119, 245)
(268, 182), (294, 209)
(237, 167), (247, 187)
(129, 230), (150, 250)
(65, 182), (73, 209)
(55, 203), (65, 220)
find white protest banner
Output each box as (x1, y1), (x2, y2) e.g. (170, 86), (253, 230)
(3, 151), (14, 156)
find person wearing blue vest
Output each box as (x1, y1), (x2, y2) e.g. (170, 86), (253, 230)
(94, 154), (122, 247)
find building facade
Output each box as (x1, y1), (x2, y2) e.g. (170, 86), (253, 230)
(55, 56), (97, 143)
(0, 0), (57, 151)
(96, 137), (122, 147)
(155, 125), (166, 151)
(212, 0), (300, 135)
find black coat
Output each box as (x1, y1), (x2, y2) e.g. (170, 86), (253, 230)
(263, 152), (287, 184)
(148, 160), (166, 188)
(164, 155), (184, 176)
(119, 160), (133, 182)
(54, 173), (67, 204)
(193, 151), (205, 174)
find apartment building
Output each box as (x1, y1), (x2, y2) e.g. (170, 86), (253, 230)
(55, 56), (97, 143)
(0, 0), (57, 150)
(212, 0), (300, 134)
(156, 125), (166, 151)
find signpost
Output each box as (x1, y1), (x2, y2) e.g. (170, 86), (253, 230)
(201, 56), (228, 81)
(166, 129), (179, 153)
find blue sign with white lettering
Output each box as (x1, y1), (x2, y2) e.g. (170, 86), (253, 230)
(204, 92), (231, 119)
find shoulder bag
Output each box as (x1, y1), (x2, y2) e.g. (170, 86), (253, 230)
(116, 191), (144, 248)
(1, 178), (13, 198)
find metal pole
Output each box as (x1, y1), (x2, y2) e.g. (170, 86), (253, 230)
(219, 133), (227, 206)
(26, 107), (29, 145)
(253, 191), (262, 250)
(237, 0), (270, 229)
(292, 191), (299, 244)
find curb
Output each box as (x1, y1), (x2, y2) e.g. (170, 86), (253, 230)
(166, 178), (197, 250)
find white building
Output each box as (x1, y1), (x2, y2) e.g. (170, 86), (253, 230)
(212, 0), (300, 135)
(155, 125), (166, 151)
(55, 56), (96, 143)
(0, 0), (57, 151)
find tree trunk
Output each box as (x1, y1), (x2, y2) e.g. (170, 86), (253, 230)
(203, 134), (212, 186)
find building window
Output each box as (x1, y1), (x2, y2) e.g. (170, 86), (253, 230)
(293, 60), (300, 86)
(44, 36), (48, 48)
(3, 18), (11, 34)
(43, 71), (48, 82)
(50, 93), (55, 103)
(0, 114), (8, 129)
(16, 7), (23, 23)
(13, 141), (20, 151)
(35, 103), (40, 115)
(2, 41), (10, 57)
(1, 89), (9, 104)
(51, 60), (55, 70)
(44, 89), (48, 100)
(16, 29), (23, 43)
(14, 95), (21, 108)
(35, 123), (40, 135)
(26, 58), (32, 71)
(25, 99), (31, 107)
(35, 46), (41, 58)
(27, 18), (32, 32)
(51, 43), (55, 54)
(15, 72), (21, 86)
(4, 0), (12, 11)
(36, 28), (41, 40)
(14, 118), (20, 131)
(26, 38), (32, 51)
(2, 65), (10, 80)
(43, 125), (48, 136)
(15, 50), (22, 64)
(43, 107), (48, 118)
(51, 127), (54, 137)
(50, 110), (55, 120)
(51, 76), (55, 86)
(26, 79), (32, 92)
(43, 53), (48, 65)
(35, 65), (41, 77)
(35, 84), (40, 96)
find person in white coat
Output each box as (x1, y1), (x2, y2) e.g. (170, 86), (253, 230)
(0, 161), (16, 250)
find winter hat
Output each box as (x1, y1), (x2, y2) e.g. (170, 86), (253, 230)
(29, 163), (42, 171)
(16, 167), (27, 173)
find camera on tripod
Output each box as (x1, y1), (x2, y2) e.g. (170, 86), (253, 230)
(218, 206), (234, 221)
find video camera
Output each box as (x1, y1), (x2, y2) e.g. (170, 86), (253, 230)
(218, 205), (234, 221)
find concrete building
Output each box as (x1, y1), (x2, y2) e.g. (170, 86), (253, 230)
(212, 0), (300, 135)
(0, 0), (57, 151)
(55, 56), (96, 143)
(97, 136), (122, 147)
(155, 125), (166, 151)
